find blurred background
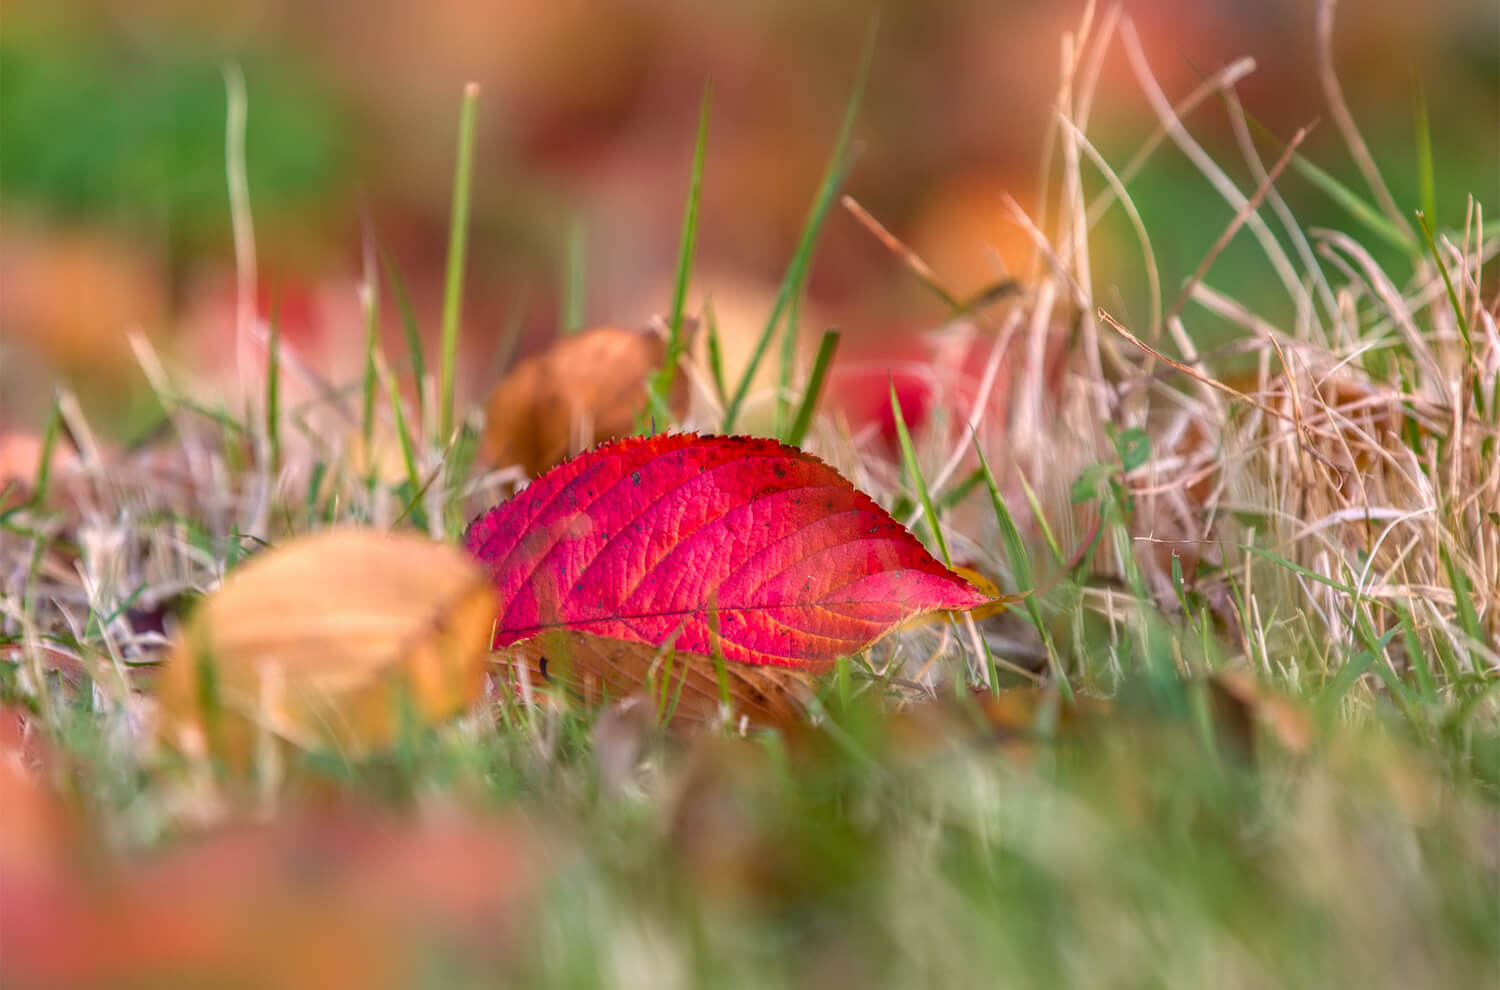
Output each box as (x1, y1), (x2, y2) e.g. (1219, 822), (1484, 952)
(2, 0), (1496, 439)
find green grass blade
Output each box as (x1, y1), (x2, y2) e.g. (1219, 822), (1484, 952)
(563, 214), (587, 333)
(1394, 601), (1437, 707)
(1413, 78), (1437, 228)
(1415, 210), (1472, 353)
(443, 419), (480, 539)
(1240, 113), (1414, 253)
(1291, 153), (1414, 254)
(1350, 605), (1424, 729)
(1314, 645), (1374, 714)
(721, 21), (877, 432)
(265, 293), (282, 477)
(1016, 470), (1065, 567)
(393, 463), (444, 528)
(973, 434), (1072, 700)
(304, 459), (327, 518)
(438, 82), (481, 442)
(775, 292), (802, 437)
(1238, 544), (1361, 597)
(785, 329), (841, 447)
(1440, 542), (1483, 646)
(386, 369), (422, 500)
(889, 381), (949, 566)
(380, 245), (427, 414)
(650, 85), (711, 407)
(936, 467), (986, 515)
(704, 296), (727, 403)
(30, 394), (62, 508)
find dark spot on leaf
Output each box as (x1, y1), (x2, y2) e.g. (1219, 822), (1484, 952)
(631, 470), (642, 486)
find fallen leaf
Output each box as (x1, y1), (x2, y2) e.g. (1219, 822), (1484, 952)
(156, 528), (497, 765)
(1207, 669), (1314, 759)
(0, 705), (71, 882)
(0, 643), (95, 693)
(0, 811), (546, 989)
(496, 629), (812, 729)
(465, 433), (1002, 671)
(482, 322), (693, 476)
(904, 564), (1014, 628)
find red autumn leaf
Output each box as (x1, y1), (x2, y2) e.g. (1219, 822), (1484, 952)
(464, 433), (1000, 671)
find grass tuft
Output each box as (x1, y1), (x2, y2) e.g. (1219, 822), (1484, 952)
(437, 82), (480, 444)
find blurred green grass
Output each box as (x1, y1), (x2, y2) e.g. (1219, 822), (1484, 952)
(0, 39), (345, 255)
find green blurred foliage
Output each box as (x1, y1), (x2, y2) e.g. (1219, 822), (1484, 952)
(0, 38), (345, 257)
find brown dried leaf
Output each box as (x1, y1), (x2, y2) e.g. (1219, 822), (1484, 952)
(495, 629), (812, 730)
(482, 322), (693, 476)
(1208, 669), (1314, 759)
(156, 529), (497, 765)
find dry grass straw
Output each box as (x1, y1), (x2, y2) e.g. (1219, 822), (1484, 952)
(828, 1), (1497, 709)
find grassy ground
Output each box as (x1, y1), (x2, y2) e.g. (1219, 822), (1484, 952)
(2, 15), (1498, 989)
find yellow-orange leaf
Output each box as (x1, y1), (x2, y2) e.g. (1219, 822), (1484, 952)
(156, 529), (497, 765)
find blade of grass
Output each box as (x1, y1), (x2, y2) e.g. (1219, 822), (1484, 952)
(1291, 153), (1414, 254)
(936, 466), (986, 515)
(1440, 542), (1483, 646)
(563, 214), (587, 333)
(1239, 543), (1362, 597)
(1349, 605), (1424, 730)
(29, 394), (62, 508)
(1444, 673), (1500, 734)
(1413, 78), (1437, 228)
(438, 82), (481, 443)
(380, 245), (427, 414)
(889, 380), (949, 566)
(443, 420), (480, 539)
(1326, 642), (1380, 720)
(1016, 471), (1065, 567)
(264, 292), (281, 477)
(649, 85), (711, 406)
(1415, 210), (1472, 354)
(775, 292), (802, 437)
(393, 463), (444, 528)
(704, 296), (727, 402)
(304, 459), (327, 518)
(785, 329), (841, 447)
(721, 20), (877, 432)
(1238, 107), (1414, 253)
(973, 434), (1072, 700)
(1394, 601), (1437, 707)
(386, 369), (422, 500)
